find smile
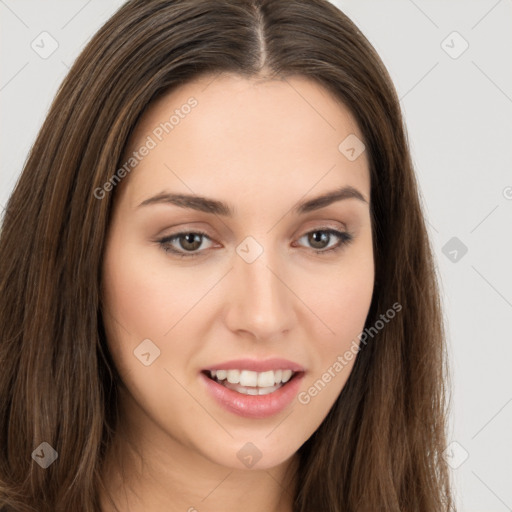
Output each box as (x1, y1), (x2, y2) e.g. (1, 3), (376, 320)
(200, 367), (304, 418)
(206, 368), (295, 395)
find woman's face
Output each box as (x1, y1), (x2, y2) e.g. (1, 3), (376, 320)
(101, 73), (374, 472)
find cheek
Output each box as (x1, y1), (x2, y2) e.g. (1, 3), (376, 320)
(293, 274), (373, 435)
(307, 250), (375, 345)
(101, 238), (208, 340)
(101, 233), (227, 399)
(322, 268), (374, 338)
(298, 249), (374, 404)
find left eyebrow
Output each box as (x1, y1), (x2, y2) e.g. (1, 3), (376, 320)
(294, 185), (368, 214)
(137, 185), (368, 216)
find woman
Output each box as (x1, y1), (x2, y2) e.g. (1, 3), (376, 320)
(0, 0), (454, 510)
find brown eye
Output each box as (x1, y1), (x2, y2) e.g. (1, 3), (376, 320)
(158, 231), (213, 258)
(296, 228), (353, 254)
(178, 233), (203, 251)
(307, 231), (331, 250)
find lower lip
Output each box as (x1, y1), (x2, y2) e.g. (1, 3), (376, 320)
(199, 371), (304, 419)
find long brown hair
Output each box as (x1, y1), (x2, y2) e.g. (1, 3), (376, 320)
(0, 0), (454, 510)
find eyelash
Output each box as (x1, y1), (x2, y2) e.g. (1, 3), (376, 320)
(157, 228), (354, 259)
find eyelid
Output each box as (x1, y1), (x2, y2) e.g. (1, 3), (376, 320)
(156, 225), (354, 258)
(157, 229), (215, 257)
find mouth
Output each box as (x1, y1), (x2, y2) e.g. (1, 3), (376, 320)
(200, 358), (305, 418)
(201, 368), (300, 396)
(200, 364), (305, 418)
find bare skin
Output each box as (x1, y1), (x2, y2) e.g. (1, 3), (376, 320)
(99, 73), (374, 512)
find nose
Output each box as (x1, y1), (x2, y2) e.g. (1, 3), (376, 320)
(223, 244), (297, 341)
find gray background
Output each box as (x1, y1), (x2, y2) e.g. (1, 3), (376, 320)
(1, 1), (511, 510)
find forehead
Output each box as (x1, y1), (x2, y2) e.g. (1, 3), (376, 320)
(118, 73), (370, 209)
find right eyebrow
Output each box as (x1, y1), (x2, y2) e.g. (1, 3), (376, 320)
(137, 192), (233, 216)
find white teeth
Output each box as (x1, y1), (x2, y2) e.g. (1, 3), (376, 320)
(208, 368), (296, 386)
(258, 385), (278, 395)
(221, 380), (282, 395)
(240, 370), (258, 387)
(257, 370), (275, 388)
(216, 369), (227, 381)
(226, 369), (240, 384)
(281, 369), (293, 383)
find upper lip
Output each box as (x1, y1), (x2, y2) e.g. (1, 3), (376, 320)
(202, 358), (305, 373)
